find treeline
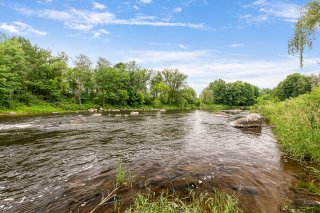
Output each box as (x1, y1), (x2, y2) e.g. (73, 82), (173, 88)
(200, 73), (320, 106)
(0, 34), (198, 109)
(200, 80), (259, 106)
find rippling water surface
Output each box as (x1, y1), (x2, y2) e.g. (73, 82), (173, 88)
(0, 110), (302, 212)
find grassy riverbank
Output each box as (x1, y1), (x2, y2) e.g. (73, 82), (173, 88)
(253, 88), (320, 162)
(0, 101), (199, 116)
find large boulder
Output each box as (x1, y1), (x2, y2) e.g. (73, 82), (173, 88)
(230, 113), (263, 128)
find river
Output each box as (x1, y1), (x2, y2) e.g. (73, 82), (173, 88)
(0, 110), (309, 212)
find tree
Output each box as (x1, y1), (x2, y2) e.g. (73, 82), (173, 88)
(209, 79), (227, 104)
(200, 87), (214, 105)
(274, 73), (312, 100)
(0, 37), (27, 106)
(289, 0), (320, 68)
(162, 69), (187, 104)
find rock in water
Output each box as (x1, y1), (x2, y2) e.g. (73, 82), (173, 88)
(88, 108), (96, 113)
(213, 112), (229, 118)
(230, 113), (263, 128)
(130, 112), (139, 116)
(91, 113), (102, 117)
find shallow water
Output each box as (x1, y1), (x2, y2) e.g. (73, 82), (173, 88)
(0, 110), (309, 212)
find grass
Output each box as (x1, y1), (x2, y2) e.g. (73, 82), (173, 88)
(125, 190), (240, 213)
(90, 165), (240, 213)
(294, 181), (320, 195)
(0, 101), (198, 116)
(115, 164), (132, 187)
(253, 87), (320, 162)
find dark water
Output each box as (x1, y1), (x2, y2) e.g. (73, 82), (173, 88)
(0, 110), (309, 212)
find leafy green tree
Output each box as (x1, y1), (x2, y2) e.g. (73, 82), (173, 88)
(162, 69), (187, 105)
(209, 79), (228, 104)
(0, 37), (27, 107)
(200, 87), (214, 105)
(289, 0), (320, 67)
(207, 80), (259, 106)
(274, 73), (312, 100)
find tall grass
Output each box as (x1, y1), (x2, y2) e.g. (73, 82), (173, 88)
(115, 164), (132, 187)
(125, 190), (239, 213)
(253, 88), (320, 162)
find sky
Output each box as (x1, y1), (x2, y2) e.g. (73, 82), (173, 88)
(0, 0), (319, 94)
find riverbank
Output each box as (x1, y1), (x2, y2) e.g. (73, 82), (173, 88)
(0, 102), (200, 116)
(253, 87), (320, 163)
(253, 88), (320, 211)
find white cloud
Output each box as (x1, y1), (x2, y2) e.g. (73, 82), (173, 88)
(121, 49), (320, 94)
(124, 49), (216, 64)
(15, 7), (205, 31)
(229, 43), (245, 48)
(174, 7), (182, 13)
(140, 0), (152, 4)
(92, 1), (107, 10)
(0, 21), (47, 37)
(242, 0), (300, 24)
(179, 44), (187, 49)
(93, 29), (109, 39)
(240, 14), (268, 24)
(37, 0), (53, 4)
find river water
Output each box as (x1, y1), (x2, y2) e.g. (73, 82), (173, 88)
(0, 110), (307, 212)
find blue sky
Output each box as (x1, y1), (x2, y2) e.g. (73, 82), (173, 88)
(0, 0), (319, 93)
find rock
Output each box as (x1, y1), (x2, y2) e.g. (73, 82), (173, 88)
(9, 112), (17, 115)
(213, 112), (229, 118)
(91, 113), (102, 117)
(130, 112), (139, 116)
(88, 108), (96, 113)
(221, 109), (243, 114)
(230, 113), (263, 128)
(159, 109), (166, 112)
(112, 109), (121, 112)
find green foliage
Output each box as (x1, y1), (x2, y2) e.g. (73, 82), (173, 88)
(274, 73), (312, 101)
(125, 190), (240, 213)
(0, 34), (197, 111)
(254, 87), (320, 162)
(288, 0), (320, 67)
(116, 164), (129, 187)
(295, 181), (320, 195)
(202, 80), (259, 106)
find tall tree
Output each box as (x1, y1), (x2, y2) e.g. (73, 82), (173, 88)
(162, 69), (187, 104)
(289, 0), (320, 67)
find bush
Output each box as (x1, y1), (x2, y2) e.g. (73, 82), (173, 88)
(274, 73), (312, 101)
(254, 87), (320, 162)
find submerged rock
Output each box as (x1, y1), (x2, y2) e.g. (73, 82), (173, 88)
(91, 113), (102, 117)
(221, 109), (243, 114)
(130, 112), (139, 116)
(213, 112), (229, 118)
(230, 113), (263, 128)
